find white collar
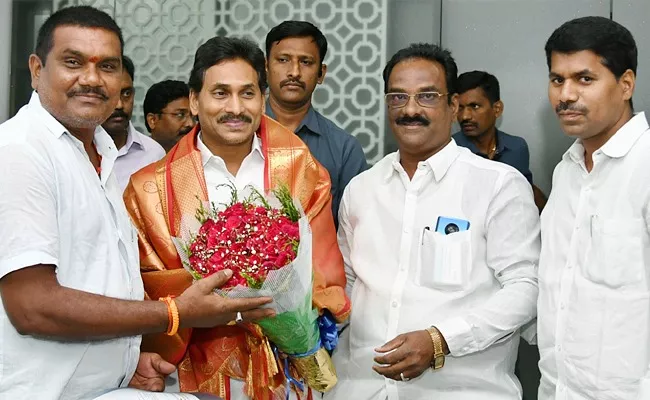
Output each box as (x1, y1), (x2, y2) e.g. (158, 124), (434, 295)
(196, 131), (264, 167)
(563, 112), (648, 164)
(385, 139), (460, 183)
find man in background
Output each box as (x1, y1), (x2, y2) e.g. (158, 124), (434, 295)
(453, 71), (547, 211)
(265, 21), (367, 227)
(102, 55), (165, 191)
(144, 79), (196, 152)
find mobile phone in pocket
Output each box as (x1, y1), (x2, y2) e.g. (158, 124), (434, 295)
(435, 216), (470, 235)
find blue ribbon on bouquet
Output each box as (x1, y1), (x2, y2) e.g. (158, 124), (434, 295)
(318, 311), (339, 352)
(272, 345), (305, 400)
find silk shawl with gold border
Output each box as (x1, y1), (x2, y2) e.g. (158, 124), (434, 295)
(123, 116), (350, 399)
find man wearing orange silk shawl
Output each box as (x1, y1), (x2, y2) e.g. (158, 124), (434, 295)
(123, 37), (350, 400)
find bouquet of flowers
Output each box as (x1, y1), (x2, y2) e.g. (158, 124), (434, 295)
(173, 183), (337, 394)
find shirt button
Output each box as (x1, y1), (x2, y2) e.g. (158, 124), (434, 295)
(556, 345), (562, 352)
(403, 228), (410, 234)
(567, 264), (573, 269)
(391, 301), (398, 308)
(560, 303), (565, 310)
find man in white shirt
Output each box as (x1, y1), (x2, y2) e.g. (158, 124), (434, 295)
(326, 43), (540, 400)
(538, 17), (650, 400)
(102, 55), (165, 191)
(0, 6), (274, 400)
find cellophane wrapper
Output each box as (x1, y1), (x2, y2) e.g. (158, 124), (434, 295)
(172, 193), (337, 392)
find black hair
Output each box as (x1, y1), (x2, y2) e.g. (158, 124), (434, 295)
(35, 6), (123, 65)
(265, 20), (328, 75)
(188, 36), (267, 94)
(122, 55), (134, 82)
(143, 80), (190, 132)
(545, 16), (637, 79)
(383, 43), (458, 104)
(457, 71), (500, 104)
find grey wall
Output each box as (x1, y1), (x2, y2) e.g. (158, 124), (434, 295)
(613, 0), (650, 115)
(441, 0), (610, 194)
(385, 0), (442, 154)
(0, 1), (13, 122)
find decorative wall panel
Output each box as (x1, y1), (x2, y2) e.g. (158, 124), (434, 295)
(55, 0), (388, 162)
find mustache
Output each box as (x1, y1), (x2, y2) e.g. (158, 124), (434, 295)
(396, 115), (430, 126)
(67, 86), (109, 101)
(178, 126), (193, 136)
(108, 109), (128, 119)
(218, 113), (252, 124)
(556, 101), (588, 114)
(280, 78), (305, 88)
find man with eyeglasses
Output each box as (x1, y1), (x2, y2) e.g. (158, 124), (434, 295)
(326, 43), (540, 400)
(144, 80), (196, 152)
(102, 56), (166, 192)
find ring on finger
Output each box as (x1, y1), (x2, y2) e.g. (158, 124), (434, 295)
(400, 372), (410, 382)
(235, 311), (243, 323)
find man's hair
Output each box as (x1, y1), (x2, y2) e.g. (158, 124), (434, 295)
(122, 55), (135, 81)
(188, 36), (267, 94)
(545, 16), (637, 79)
(383, 43), (458, 104)
(265, 20), (328, 74)
(35, 6), (123, 65)
(143, 80), (190, 132)
(457, 71), (500, 104)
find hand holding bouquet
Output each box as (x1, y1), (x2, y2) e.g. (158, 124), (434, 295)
(173, 183), (337, 395)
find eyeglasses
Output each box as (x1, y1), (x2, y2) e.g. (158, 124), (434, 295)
(384, 91), (449, 108)
(158, 110), (192, 121)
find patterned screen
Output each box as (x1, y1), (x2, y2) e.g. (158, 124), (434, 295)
(54, 0), (388, 162)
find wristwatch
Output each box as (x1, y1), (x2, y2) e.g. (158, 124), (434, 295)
(425, 327), (446, 370)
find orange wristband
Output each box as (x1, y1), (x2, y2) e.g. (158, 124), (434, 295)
(159, 296), (179, 336)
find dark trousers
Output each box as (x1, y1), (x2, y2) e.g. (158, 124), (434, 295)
(515, 341), (541, 400)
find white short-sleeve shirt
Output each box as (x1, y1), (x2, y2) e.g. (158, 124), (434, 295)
(0, 92), (144, 399)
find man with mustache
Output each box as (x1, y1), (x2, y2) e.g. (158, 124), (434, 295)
(326, 43), (540, 400)
(0, 6), (275, 399)
(265, 21), (367, 228)
(453, 71), (547, 213)
(102, 55), (165, 191)
(144, 80), (196, 152)
(537, 17), (650, 400)
(124, 36), (350, 399)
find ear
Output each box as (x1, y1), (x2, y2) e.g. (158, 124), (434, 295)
(265, 58), (269, 75)
(619, 69), (636, 102)
(317, 64), (327, 84)
(189, 90), (200, 116)
(146, 113), (157, 131)
(28, 54), (43, 91)
(449, 93), (459, 118)
(493, 100), (504, 118)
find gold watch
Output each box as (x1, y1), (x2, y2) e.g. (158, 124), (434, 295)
(425, 327), (445, 370)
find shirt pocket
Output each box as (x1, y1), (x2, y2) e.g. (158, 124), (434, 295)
(587, 217), (645, 289)
(416, 229), (472, 290)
